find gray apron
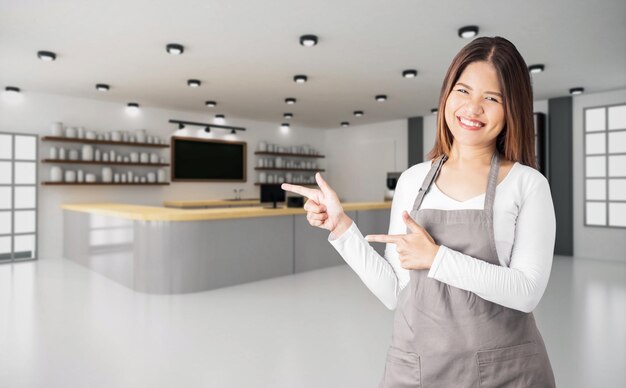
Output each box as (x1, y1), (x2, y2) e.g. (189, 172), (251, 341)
(379, 152), (556, 388)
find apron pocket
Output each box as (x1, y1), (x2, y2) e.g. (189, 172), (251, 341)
(380, 346), (421, 388)
(476, 342), (543, 388)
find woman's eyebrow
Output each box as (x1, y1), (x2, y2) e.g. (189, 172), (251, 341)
(455, 82), (503, 97)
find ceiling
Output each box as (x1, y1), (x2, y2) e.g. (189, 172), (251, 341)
(1, 0), (625, 129)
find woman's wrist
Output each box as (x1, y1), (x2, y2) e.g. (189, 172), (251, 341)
(331, 213), (353, 237)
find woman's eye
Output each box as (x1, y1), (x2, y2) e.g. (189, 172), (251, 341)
(456, 88), (468, 94)
(486, 97), (500, 103)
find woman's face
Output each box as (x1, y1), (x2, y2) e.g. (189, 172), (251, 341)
(444, 61), (506, 149)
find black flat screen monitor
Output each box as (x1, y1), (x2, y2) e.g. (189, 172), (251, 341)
(172, 137), (246, 181)
(260, 184), (285, 209)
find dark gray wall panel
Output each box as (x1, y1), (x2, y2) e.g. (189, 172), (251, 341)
(408, 117), (424, 167)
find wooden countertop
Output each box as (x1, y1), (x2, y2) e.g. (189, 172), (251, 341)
(62, 202), (391, 221)
(164, 199), (260, 207)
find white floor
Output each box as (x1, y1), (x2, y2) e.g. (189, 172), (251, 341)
(0, 255), (624, 388)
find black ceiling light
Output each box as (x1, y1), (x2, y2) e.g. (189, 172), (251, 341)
(178, 123), (185, 129)
(205, 100), (217, 107)
(166, 43), (184, 55)
(230, 129), (236, 135)
(341, 122), (350, 127)
(299, 34), (318, 47)
(375, 95), (387, 102)
(294, 75), (308, 83)
(187, 79), (201, 87)
(402, 69), (418, 78)
(354, 111), (364, 117)
(205, 126), (211, 133)
(37, 50), (56, 61)
(284, 113), (293, 119)
(285, 97), (297, 104)
(528, 64), (545, 74)
(281, 123), (290, 128)
(569, 87), (585, 95)
(127, 102), (139, 108)
(431, 108), (438, 114)
(5, 86), (20, 94)
(95, 83), (110, 91)
(458, 25), (479, 39)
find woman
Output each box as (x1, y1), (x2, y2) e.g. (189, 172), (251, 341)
(282, 36), (556, 387)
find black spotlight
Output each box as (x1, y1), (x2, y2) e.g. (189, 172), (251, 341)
(205, 126), (211, 133)
(299, 34), (318, 47)
(230, 129), (236, 135)
(569, 87), (585, 95)
(528, 64), (545, 74)
(178, 123), (185, 129)
(341, 122), (350, 127)
(354, 111), (364, 117)
(285, 98), (297, 104)
(402, 69), (418, 78)
(284, 113), (293, 119)
(458, 26), (479, 38)
(294, 75), (308, 83)
(166, 43), (184, 55)
(205, 101), (217, 107)
(187, 79), (201, 87)
(37, 50), (56, 61)
(375, 95), (387, 102)
(95, 84), (110, 91)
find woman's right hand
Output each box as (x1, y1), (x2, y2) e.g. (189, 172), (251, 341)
(281, 173), (353, 236)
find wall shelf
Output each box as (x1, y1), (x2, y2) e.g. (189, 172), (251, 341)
(41, 136), (169, 148)
(254, 151), (324, 158)
(254, 167), (325, 172)
(42, 159), (169, 167)
(42, 182), (170, 186)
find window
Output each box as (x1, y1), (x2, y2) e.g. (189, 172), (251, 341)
(0, 132), (38, 262)
(584, 104), (626, 228)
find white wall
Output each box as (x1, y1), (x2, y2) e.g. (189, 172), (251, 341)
(0, 91), (325, 260)
(324, 120), (407, 202)
(573, 88), (626, 262)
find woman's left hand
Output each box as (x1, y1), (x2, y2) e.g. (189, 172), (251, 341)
(365, 211), (440, 270)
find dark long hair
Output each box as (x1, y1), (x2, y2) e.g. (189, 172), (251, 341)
(427, 36), (537, 169)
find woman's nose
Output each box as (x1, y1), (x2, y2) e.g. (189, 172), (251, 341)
(463, 98), (484, 116)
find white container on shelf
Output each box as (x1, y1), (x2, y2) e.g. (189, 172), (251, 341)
(160, 156), (166, 164)
(86, 131), (96, 140)
(134, 176), (140, 183)
(77, 127), (85, 139)
(103, 132), (111, 141)
(117, 155), (123, 162)
(102, 167), (113, 183)
(147, 172), (156, 183)
(122, 132), (129, 142)
(64, 170), (76, 183)
(150, 153), (159, 164)
(51, 122), (63, 137)
(102, 153), (109, 162)
(130, 152), (139, 163)
(276, 157), (283, 168)
(65, 127), (77, 138)
(259, 172), (267, 183)
(123, 156), (130, 163)
(140, 177), (147, 183)
(257, 158), (263, 167)
(50, 166), (63, 182)
(286, 172), (292, 182)
(136, 129), (147, 143)
(127, 171), (133, 182)
(259, 141), (267, 152)
(157, 169), (166, 183)
(94, 149), (101, 161)
(140, 152), (149, 163)
(85, 173), (96, 183)
(77, 170), (84, 183)
(109, 150), (116, 161)
(49, 147), (58, 160)
(111, 131), (121, 142)
(68, 149), (79, 160)
(120, 175), (127, 183)
(81, 145), (93, 161)
(114, 174), (120, 183)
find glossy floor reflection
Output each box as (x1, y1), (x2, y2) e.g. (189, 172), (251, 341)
(0, 255), (624, 388)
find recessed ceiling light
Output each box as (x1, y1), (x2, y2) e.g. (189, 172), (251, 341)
(285, 98), (297, 104)
(280, 123), (290, 134)
(205, 100), (217, 107)
(126, 102), (140, 115)
(354, 111), (364, 117)
(375, 95), (387, 102)
(569, 87), (585, 95)
(341, 122), (350, 127)
(284, 113), (293, 119)
(95, 83), (110, 91)
(528, 64), (545, 74)
(187, 79), (201, 87)
(37, 50), (56, 61)
(431, 108), (438, 114)
(5, 86), (21, 94)
(166, 43), (184, 55)
(458, 26), (479, 39)
(215, 114), (225, 124)
(280, 123), (290, 129)
(294, 75), (308, 83)
(299, 34), (318, 47)
(402, 69), (417, 78)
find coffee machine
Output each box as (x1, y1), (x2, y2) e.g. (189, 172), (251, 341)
(385, 172), (402, 201)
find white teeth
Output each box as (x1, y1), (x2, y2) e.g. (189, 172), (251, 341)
(459, 117), (483, 127)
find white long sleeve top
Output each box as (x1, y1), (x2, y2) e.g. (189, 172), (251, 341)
(328, 160), (556, 313)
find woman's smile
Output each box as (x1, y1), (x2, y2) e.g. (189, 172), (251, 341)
(457, 115), (485, 130)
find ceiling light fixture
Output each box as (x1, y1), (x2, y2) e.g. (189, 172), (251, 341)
(166, 43), (184, 55)
(280, 123), (290, 134)
(431, 108), (438, 114)
(375, 95), (387, 102)
(458, 26), (479, 39)
(284, 113), (293, 119)
(5, 86), (21, 94)
(230, 129), (237, 135)
(341, 122), (350, 127)
(402, 69), (418, 78)
(169, 119), (246, 134)
(205, 100), (217, 107)
(187, 79), (201, 87)
(528, 64), (545, 74)
(95, 83), (110, 91)
(354, 111), (364, 117)
(294, 75), (308, 83)
(215, 114), (225, 124)
(37, 50), (56, 61)
(126, 102), (140, 115)
(299, 34), (318, 47)
(569, 87), (585, 95)
(285, 98), (297, 104)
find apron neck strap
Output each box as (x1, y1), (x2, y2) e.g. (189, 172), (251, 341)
(411, 154), (447, 214)
(483, 151), (500, 213)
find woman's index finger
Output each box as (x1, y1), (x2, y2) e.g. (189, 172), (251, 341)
(281, 183), (318, 200)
